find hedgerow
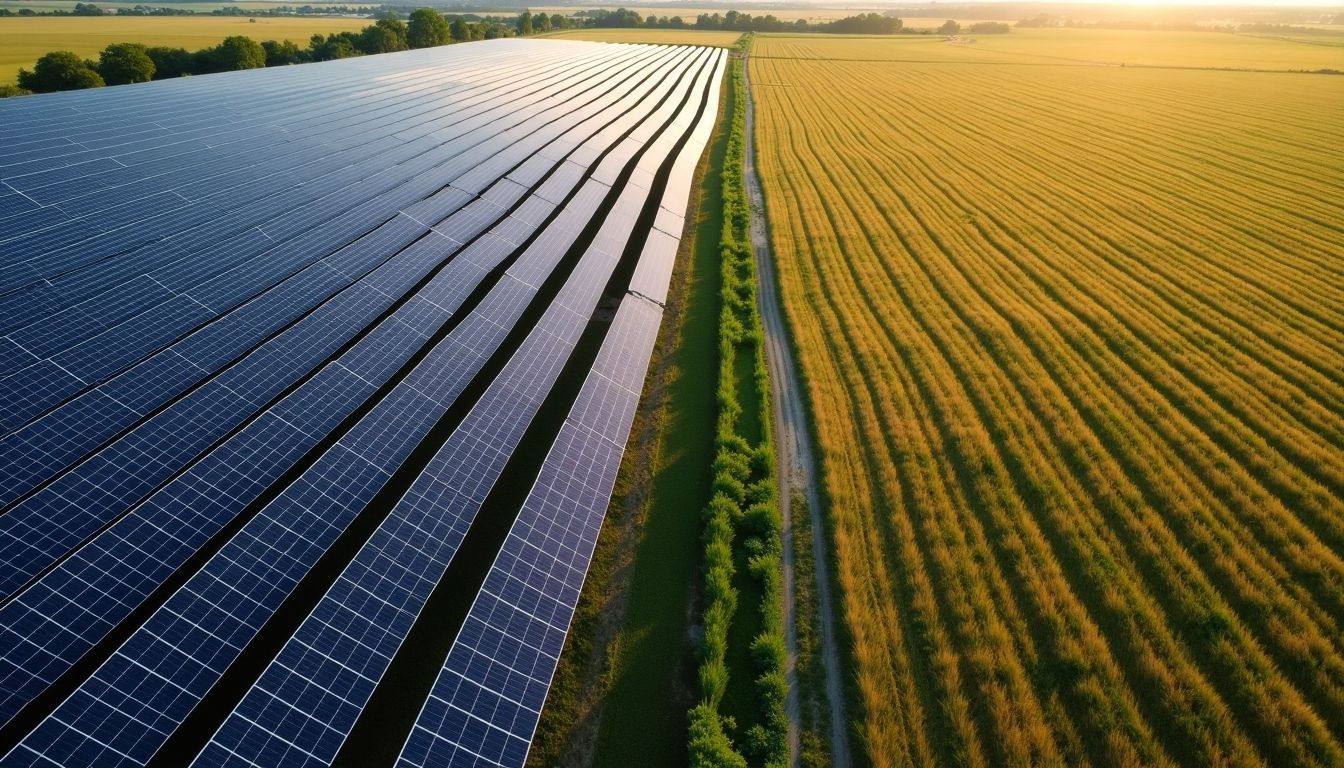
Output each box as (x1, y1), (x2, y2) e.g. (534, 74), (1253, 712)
(690, 33), (789, 768)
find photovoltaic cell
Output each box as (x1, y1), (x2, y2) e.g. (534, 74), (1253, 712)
(395, 49), (727, 768)
(0, 37), (724, 768)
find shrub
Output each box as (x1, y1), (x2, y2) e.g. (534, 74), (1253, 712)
(146, 46), (193, 79)
(98, 42), (155, 85)
(688, 704), (749, 768)
(407, 8), (450, 48)
(18, 51), (104, 93)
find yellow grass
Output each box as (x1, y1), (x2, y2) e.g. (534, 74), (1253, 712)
(1, 15), (370, 84)
(752, 30), (1344, 768)
(756, 27), (1344, 70)
(537, 27), (742, 47)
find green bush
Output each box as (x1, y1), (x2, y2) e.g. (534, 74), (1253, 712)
(688, 704), (749, 768)
(98, 42), (154, 85)
(18, 51), (104, 93)
(690, 48), (789, 767)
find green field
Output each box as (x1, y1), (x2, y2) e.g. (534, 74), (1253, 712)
(752, 27), (1344, 768)
(1, 15), (370, 83)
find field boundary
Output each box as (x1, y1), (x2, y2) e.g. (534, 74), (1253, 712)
(743, 44), (854, 768)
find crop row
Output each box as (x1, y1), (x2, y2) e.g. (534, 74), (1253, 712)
(751, 42), (1344, 768)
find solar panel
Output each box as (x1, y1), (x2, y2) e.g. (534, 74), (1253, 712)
(195, 48), (715, 768)
(395, 51), (727, 768)
(0, 39), (725, 767)
(396, 294), (665, 768)
(0, 48), (669, 504)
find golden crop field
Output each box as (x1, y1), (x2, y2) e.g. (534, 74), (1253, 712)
(538, 27), (742, 47)
(756, 27), (1344, 70)
(0, 15), (370, 84)
(751, 31), (1344, 768)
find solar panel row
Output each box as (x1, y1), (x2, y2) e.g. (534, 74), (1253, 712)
(0, 38), (726, 767)
(0, 44), (672, 580)
(196, 45), (721, 768)
(0, 41), (680, 727)
(3, 45), (705, 768)
(0, 45), (642, 431)
(0, 47), (673, 508)
(397, 48), (727, 768)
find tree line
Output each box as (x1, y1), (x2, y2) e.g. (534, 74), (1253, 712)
(2, 9), (582, 97)
(1, 6), (951, 98)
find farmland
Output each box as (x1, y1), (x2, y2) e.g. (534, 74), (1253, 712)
(753, 26), (1344, 70)
(750, 29), (1344, 768)
(0, 15), (369, 83)
(540, 28), (743, 47)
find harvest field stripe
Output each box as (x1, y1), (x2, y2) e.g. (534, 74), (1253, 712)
(0, 38), (723, 766)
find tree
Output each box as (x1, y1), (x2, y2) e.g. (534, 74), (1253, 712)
(146, 46), (193, 78)
(309, 32), (360, 61)
(98, 42), (155, 85)
(197, 35), (266, 73)
(548, 13), (566, 30)
(939, 19), (960, 34)
(407, 8), (449, 48)
(516, 9), (533, 35)
(826, 12), (902, 34)
(533, 12), (550, 32)
(261, 39), (306, 66)
(966, 21), (1010, 33)
(17, 51), (105, 93)
(449, 17), (471, 42)
(360, 18), (408, 54)
(72, 2), (103, 15)
(0, 84), (32, 98)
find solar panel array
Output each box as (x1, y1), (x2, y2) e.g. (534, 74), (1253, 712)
(0, 38), (726, 767)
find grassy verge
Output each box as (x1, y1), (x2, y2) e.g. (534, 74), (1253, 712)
(745, 40), (868, 766)
(790, 488), (831, 768)
(689, 34), (789, 768)
(525, 53), (732, 768)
